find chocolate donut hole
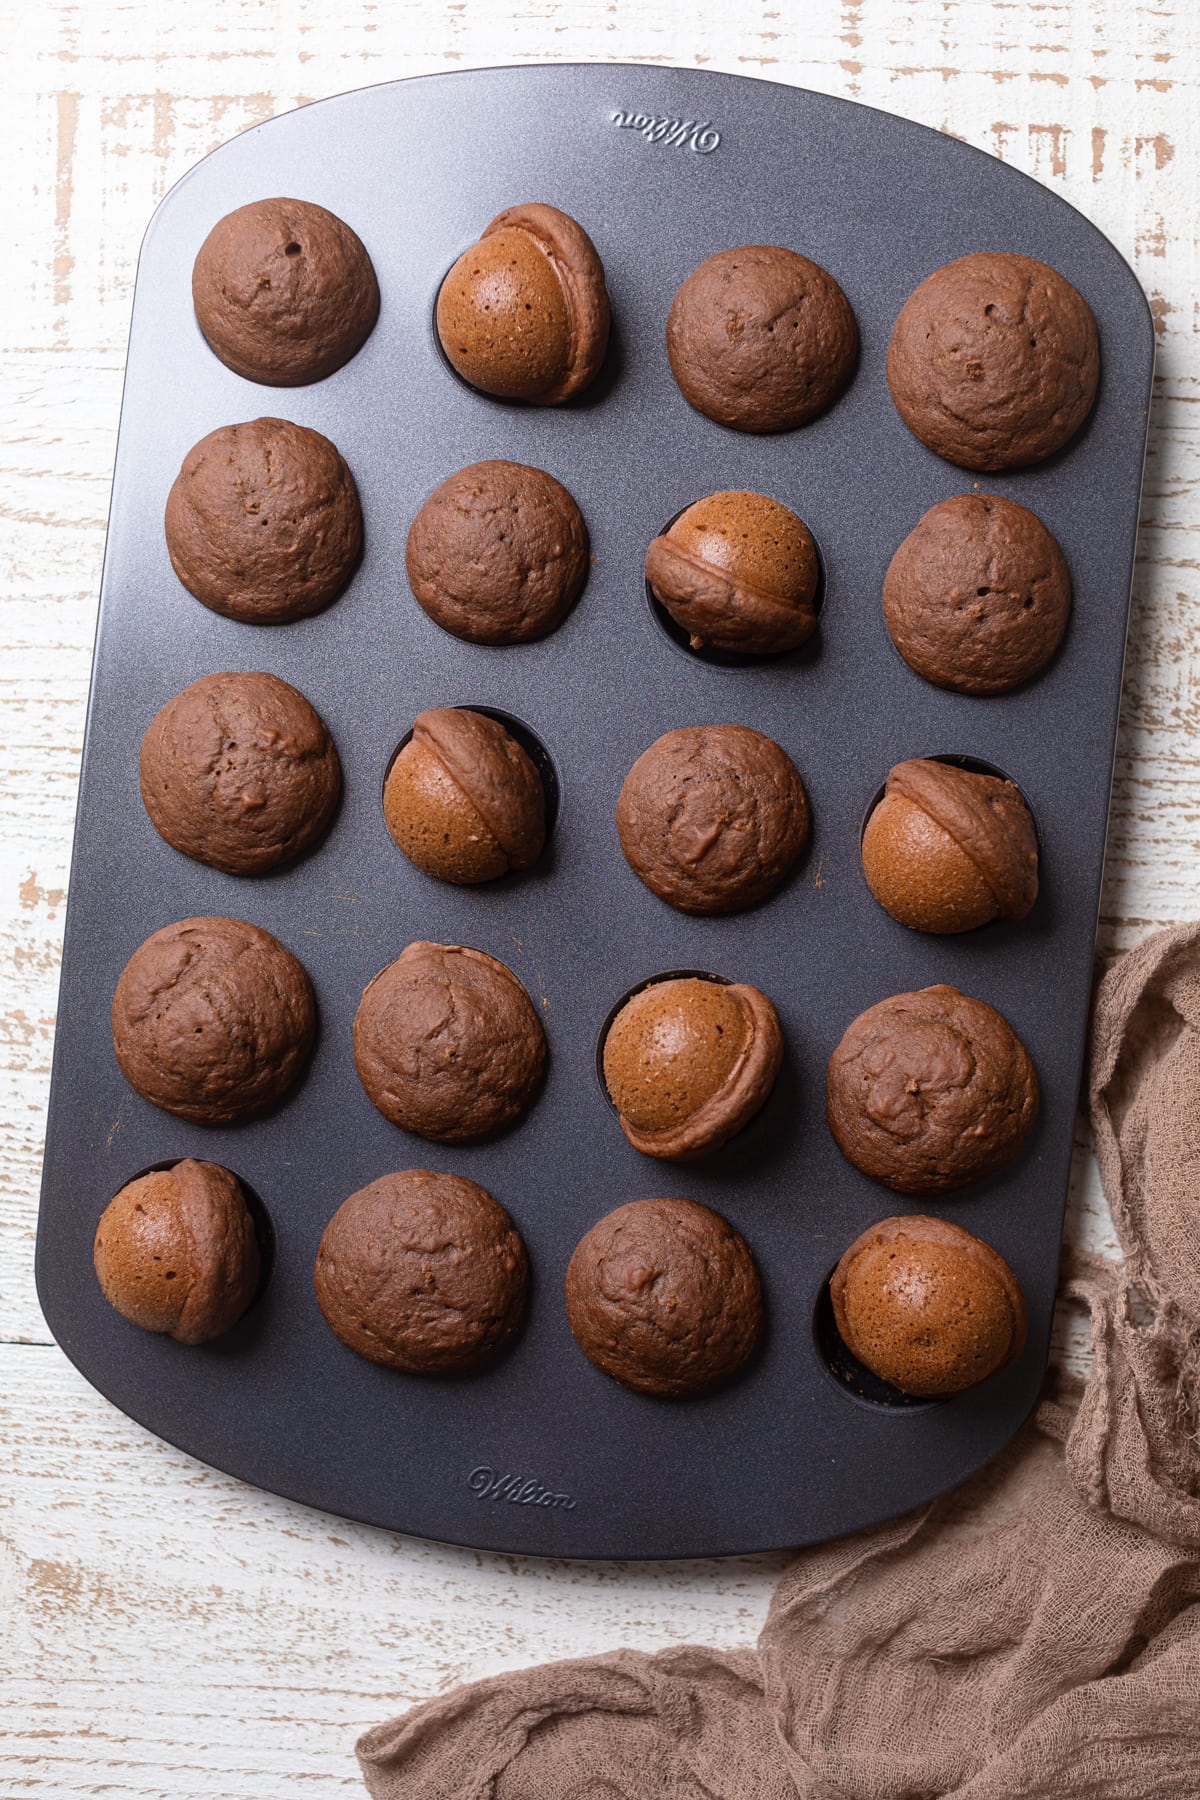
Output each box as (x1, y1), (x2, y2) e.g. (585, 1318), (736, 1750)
(812, 1272), (939, 1411)
(383, 706), (560, 864)
(431, 202), (615, 406)
(645, 502), (826, 670)
(103, 1158), (276, 1321)
(594, 969), (731, 1105)
(859, 755), (1041, 934)
(861, 756), (1039, 848)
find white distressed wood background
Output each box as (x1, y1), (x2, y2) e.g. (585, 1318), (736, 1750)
(1, 1), (1196, 1792)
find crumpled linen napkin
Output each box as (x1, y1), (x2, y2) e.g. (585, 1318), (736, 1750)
(1068, 921), (1200, 1543)
(358, 925), (1200, 1800)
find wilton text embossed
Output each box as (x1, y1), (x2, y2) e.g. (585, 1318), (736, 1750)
(468, 1465), (577, 1510)
(611, 111), (721, 154)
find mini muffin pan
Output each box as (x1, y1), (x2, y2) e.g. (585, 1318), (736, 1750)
(36, 65), (1153, 1557)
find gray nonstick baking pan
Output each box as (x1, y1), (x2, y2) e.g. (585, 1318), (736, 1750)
(35, 64), (1153, 1557)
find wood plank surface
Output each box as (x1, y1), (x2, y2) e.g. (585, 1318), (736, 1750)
(1, 0), (1196, 1790)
